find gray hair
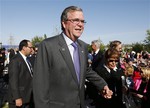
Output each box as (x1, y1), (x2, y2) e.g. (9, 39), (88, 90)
(60, 6), (83, 31)
(91, 40), (100, 48)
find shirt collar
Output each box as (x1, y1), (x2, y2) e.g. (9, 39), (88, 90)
(95, 49), (100, 54)
(19, 51), (27, 61)
(113, 66), (118, 71)
(62, 33), (75, 46)
(103, 64), (118, 73)
(104, 64), (111, 73)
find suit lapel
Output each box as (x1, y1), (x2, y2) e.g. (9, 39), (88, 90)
(18, 53), (27, 68)
(18, 53), (33, 77)
(58, 35), (79, 85)
(78, 43), (85, 88)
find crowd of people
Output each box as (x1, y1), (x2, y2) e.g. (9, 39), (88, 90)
(86, 39), (150, 108)
(0, 5), (150, 108)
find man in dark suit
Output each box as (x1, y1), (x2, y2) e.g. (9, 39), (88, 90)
(33, 6), (112, 108)
(86, 40), (104, 105)
(8, 40), (33, 108)
(91, 40), (103, 71)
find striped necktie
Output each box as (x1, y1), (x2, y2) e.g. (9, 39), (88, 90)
(26, 58), (33, 77)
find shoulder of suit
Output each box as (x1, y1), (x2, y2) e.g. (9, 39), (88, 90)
(43, 34), (60, 42)
(77, 39), (88, 47)
(39, 35), (60, 47)
(9, 53), (23, 64)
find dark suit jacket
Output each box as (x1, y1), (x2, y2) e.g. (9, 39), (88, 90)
(28, 54), (36, 68)
(33, 34), (107, 108)
(95, 65), (125, 108)
(91, 50), (103, 71)
(141, 79), (150, 108)
(8, 53), (33, 104)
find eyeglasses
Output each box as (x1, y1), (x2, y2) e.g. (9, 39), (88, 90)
(27, 46), (33, 49)
(66, 18), (86, 25)
(108, 60), (118, 62)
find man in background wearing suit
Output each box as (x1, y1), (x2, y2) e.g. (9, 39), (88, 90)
(8, 39), (33, 108)
(91, 40), (103, 71)
(86, 40), (104, 106)
(33, 6), (113, 108)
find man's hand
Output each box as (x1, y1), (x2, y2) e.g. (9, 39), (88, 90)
(101, 85), (113, 99)
(15, 98), (23, 107)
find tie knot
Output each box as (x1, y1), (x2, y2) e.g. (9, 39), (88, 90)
(71, 42), (78, 48)
(26, 57), (29, 62)
(26, 58), (31, 65)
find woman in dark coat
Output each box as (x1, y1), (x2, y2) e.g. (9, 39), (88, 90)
(140, 68), (150, 108)
(95, 48), (126, 108)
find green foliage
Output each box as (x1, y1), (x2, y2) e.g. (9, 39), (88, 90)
(132, 42), (144, 53)
(30, 30), (150, 53)
(123, 29), (150, 53)
(98, 38), (106, 52)
(143, 29), (150, 52)
(100, 43), (106, 53)
(87, 44), (92, 53)
(2, 102), (9, 108)
(144, 29), (150, 44)
(31, 34), (47, 47)
(144, 44), (150, 52)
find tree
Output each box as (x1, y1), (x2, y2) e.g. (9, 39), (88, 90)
(143, 30), (150, 52)
(31, 34), (47, 47)
(132, 42), (144, 53)
(144, 29), (150, 44)
(98, 38), (105, 52)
